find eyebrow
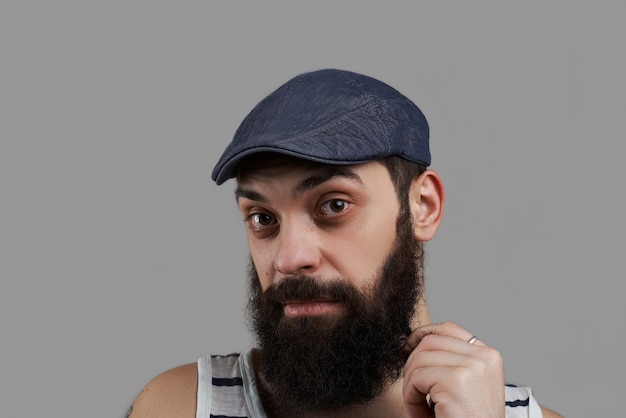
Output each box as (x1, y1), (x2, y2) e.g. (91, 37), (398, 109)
(235, 166), (363, 202)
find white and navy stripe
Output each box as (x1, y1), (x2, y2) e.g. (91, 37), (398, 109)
(505, 383), (542, 417)
(198, 351), (541, 418)
(197, 353), (249, 418)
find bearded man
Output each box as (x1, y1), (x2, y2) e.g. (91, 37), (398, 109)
(129, 69), (561, 418)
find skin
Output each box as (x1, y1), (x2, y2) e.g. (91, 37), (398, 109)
(128, 160), (562, 418)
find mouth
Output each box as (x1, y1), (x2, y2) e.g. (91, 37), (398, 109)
(282, 300), (343, 318)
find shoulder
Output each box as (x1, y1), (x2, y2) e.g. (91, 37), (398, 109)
(540, 405), (563, 418)
(128, 362), (198, 418)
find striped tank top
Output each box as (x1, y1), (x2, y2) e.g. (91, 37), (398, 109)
(197, 350), (542, 418)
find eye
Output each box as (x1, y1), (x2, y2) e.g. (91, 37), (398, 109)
(249, 212), (277, 229)
(320, 199), (349, 215)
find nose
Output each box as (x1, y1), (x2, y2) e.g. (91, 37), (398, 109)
(273, 217), (322, 276)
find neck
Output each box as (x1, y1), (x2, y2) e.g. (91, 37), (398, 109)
(412, 295), (431, 329)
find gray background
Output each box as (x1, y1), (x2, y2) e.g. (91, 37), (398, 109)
(1, 2), (623, 417)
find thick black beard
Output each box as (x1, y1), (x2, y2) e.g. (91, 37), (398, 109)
(246, 213), (423, 416)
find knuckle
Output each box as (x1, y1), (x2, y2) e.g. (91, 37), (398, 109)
(418, 333), (439, 349)
(469, 347), (504, 376)
(467, 355), (487, 373)
(485, 346), (504, 368)
(451, 365), (474, 387)
(440, 321), (460, 330)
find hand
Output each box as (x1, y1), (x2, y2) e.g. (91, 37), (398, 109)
(402, 322), (505, 418)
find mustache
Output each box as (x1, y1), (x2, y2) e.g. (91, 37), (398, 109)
(263, 276), (362, 304)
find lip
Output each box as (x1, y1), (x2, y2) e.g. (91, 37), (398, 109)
(282, 300), (342, 318)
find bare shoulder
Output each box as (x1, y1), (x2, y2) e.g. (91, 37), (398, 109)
(128, 362), (198, 418)
(541, 405), (563, 417)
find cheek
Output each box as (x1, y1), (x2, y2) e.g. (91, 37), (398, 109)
(247, 238), (273, 290)
(328, 207), (398, 281)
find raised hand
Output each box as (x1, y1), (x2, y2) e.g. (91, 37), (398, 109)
(402, 322), (505, 418)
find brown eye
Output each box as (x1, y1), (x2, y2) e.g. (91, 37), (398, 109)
(251, 213), (275, 227)
(321, 199), (348, 215)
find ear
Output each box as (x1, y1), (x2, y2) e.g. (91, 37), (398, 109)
(408, 170), (445, 242)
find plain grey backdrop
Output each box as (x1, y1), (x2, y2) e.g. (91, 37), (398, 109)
(1, 2), (623, 417)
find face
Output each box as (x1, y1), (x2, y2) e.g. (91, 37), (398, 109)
(237, 158), (424, 415)
(236, 159), (401, 298)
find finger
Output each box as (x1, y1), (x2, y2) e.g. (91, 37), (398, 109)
(404, 335), (501, 390)
(404, 366), (468, 418)
(409, 334), (487, 358)
(401, 377), (433, 418)
(404, 397), (433, 418)
(404, 322), (487, 351)
(403, 364), (456, 417)
(405, 344), (483, 370)
(404, 336), (464, 372)
(404, 398), (433, 418)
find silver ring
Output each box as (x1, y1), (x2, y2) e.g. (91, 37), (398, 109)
(468, 335), (478, 344)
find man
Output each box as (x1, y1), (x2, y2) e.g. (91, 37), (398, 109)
(129, 69), (561, 417)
